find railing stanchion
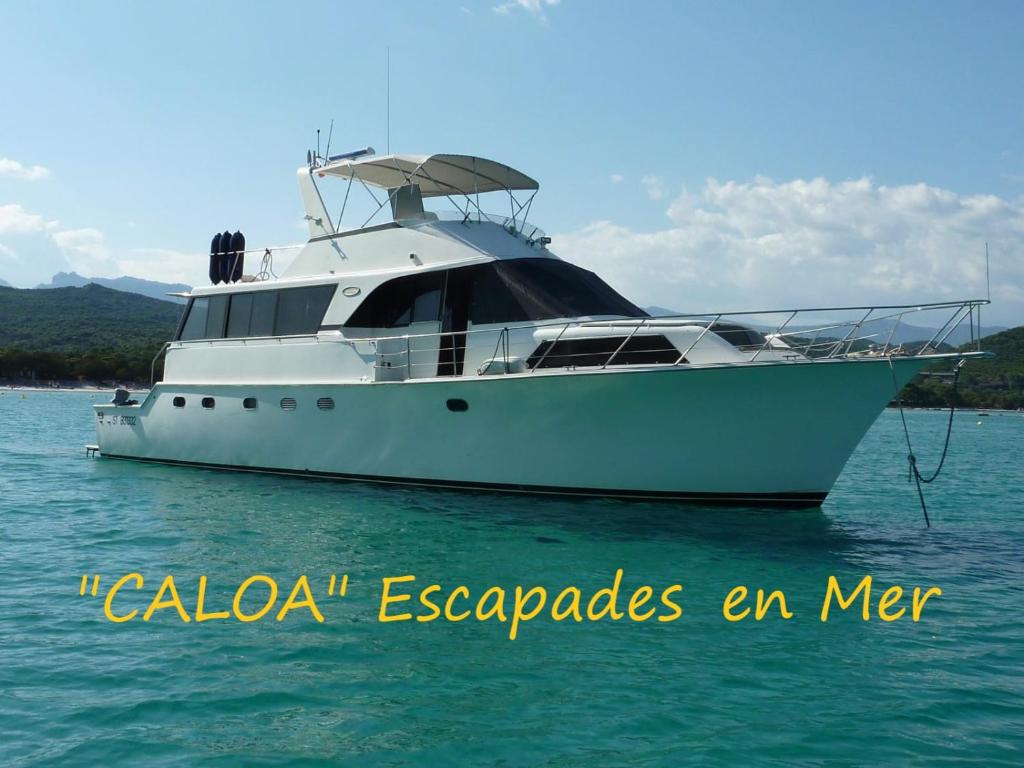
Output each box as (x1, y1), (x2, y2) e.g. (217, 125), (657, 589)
(756, 311), (797, 360)
(150, 341), (171, 387)
(676, 314), (720, 364)
(532, 321), (571, 371)
(603, 318), (646, 368)
(882, 312), (905, 355)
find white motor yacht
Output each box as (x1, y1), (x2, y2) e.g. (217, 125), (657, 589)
(92, 148), (987, 507)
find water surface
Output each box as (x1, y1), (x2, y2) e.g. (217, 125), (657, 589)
(1, 392), (1021, 765)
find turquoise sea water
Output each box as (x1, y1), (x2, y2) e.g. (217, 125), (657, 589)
(1, 391), (1021, 766)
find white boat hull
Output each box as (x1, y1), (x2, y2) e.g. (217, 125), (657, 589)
(93, 357), (931, 507)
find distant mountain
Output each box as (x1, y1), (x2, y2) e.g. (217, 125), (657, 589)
(34, 272), (190, 303)
(0, 277), (10, 288)
(644, 305), (681, 317)
(0, 283), (183, 353)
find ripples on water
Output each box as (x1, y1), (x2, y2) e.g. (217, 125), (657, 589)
(0, 392), (1021, 765)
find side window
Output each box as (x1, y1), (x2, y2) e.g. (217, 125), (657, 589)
(206, 295), (229, 338)
(250, 291), (277, 336)
(179, 286), (335, 339)
(274, 285), (337, 335)
(466, 263), (530, 324)
(226, 293), (254, 338)
(178, 297), (210, 340)
(410, 285), (441, 324)
(344, 272), (443, 328)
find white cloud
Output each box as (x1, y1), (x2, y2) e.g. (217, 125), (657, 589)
(0, 200), (209, 287)
(641, 174), (666, 200)
(0, 203), (51, 234)
(116, 248), (204, 286)
(51, 227), (117, 276)
(0, 157), (51, 181)
(494, 0), (559, 17)
(0, 207), (116, 284)
(610, 173), (624, 184)
(554, 175), (1024, 325)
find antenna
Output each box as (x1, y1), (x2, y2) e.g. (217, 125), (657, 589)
(316, 129), (321, 162)
(386, 47), (391, 154)
(325, 119), (334, 161)
(985, 241), (991, 302)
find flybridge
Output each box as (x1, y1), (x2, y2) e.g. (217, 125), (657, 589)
(297, 147), (542, 238)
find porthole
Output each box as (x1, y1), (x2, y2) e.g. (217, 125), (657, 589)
(280, 397), (297, 411)
(446, 398), (468, 412)
(243, 397), (258, 410)
(317, 397), (335, 410)
(201, 397), (215, 409)
(172, 396), (186, 408)
(342, 286), (361, 297)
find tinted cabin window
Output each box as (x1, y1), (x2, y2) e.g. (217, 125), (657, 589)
(411, 286), (442, 324)
(465, 264), (527, 325)
(178, 298), (209, 340)
(177, 287), (332, 340)
(468, 260), (645, 323)
(344, 272), (444, 328)
(251, 291), (277, 336)
(710, 322), (767, 349)
(275, 285), (337, 335)
(226, 293), (254, 337)
(344, 261), (642, 330)
(528, 335), (680, 369)
(206, 295), (228, 338)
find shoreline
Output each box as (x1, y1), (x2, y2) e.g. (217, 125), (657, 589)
(1, 385), (146, 394)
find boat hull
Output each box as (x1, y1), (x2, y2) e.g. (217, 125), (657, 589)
(93, 358), (931, 507)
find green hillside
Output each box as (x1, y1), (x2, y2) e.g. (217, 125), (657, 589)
(0, 283), (182, 352)
(901, 326), (1024, 409)
(0, 284), (183, 383)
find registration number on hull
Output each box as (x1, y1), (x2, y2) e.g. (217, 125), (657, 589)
(96, 411), (137, 426)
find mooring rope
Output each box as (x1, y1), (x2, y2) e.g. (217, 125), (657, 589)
(889, 358), (965, 527)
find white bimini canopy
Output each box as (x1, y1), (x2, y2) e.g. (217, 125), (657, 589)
(316, 153), (539, 197)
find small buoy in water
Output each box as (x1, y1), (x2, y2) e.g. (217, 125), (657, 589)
(977, 420), (983, 425)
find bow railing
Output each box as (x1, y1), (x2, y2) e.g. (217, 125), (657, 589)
(348, 298), (989, 380)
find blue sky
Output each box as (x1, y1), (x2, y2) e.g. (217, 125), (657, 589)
(2, 1), (1022, 322)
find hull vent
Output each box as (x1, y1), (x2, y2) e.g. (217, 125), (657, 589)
(317, 397), (335, 410)
(280, 397), (297, 410)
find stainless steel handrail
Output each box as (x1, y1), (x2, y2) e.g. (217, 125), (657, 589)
(150, 341), (171, 386)
(340, 298), (988, 345)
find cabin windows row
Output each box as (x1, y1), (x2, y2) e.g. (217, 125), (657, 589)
(177, 284), (337, 341)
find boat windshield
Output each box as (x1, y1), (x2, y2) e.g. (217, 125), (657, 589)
(345, 258), (646, 328)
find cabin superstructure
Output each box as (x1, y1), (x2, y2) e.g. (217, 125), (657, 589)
(172, 150), (691, 383)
